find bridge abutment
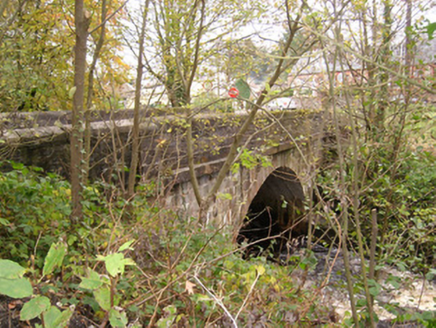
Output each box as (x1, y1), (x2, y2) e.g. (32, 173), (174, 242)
(165, 142), (319, 250)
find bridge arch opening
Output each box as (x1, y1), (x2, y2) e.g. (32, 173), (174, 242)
(237, 166), (308, 256)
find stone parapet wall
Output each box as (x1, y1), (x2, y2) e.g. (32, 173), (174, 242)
(1, 109), (326, 184)
(1, 108), (330, 229)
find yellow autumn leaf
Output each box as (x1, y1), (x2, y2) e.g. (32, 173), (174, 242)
(256, 265), (265, 276)
(185, 280), (196, 295)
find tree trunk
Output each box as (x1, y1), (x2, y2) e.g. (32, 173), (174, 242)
(375, 0), (392, 132)
(405, 0), (412, 77)
(127, 0), (150, 199)
(70, 0), (90, 223)
(83, 0), (108, 185)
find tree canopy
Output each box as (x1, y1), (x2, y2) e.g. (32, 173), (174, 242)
(0, 0), (129, 112)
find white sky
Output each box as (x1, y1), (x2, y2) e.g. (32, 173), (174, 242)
(121, 0), (436, 78)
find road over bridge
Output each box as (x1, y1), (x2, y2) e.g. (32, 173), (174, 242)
(1, 108), (333, 249)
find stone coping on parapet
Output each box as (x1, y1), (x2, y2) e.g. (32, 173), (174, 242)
(0, 109), (314, 146)
(0, 108), (252, 129)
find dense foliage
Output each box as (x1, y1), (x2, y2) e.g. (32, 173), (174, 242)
(317, 144), (436, 273)
(1, 159), (435, 326)
(0, 163), (339, 327)
(0, 0), (129, 112)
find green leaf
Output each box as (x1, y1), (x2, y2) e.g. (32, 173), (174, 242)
(218, 193), (233, 200)
(425, 268), (436, 281)
(118, 240), (135, 252)
(422, 310), (436, 321)
(368, 279), (382, 297)
(426, 22), (436, 40)
(356, 298), (367, 307)
(156, 305), (177, 328)
(44, 306), (73, 328)
(20, 296), (51, 321)
(68, 86), (77, 99)
(94, 286), (111, 311)
(102, 253), (124, 277)
(299, 251), (318, 270)
(0, 218), (10, 226)
(235, 79), (251, 99)
(122, 258), (136, 266)
(397, 262), (406, 272)
(109, 308), (128, 328)
(386, 275), (401, 289)
(0, 277), (33, 298)
(43, 306), (61, 328)
(43, 242), (67, 276)
(79, 270), (103, 290)
(97, 253), (135, 278)
(0, 260), (26, 279)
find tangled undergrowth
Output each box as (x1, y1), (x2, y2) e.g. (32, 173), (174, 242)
(0, 162), (338, 327)
(1, 160), (435, 327)
(316, 144), (436, 275)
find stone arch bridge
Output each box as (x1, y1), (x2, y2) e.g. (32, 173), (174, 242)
(1, 108), (332, 247)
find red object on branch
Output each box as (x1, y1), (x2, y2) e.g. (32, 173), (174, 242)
(228, 87), (239, 98)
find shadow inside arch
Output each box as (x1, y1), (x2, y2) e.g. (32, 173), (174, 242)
(237, 166), (308, 258)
